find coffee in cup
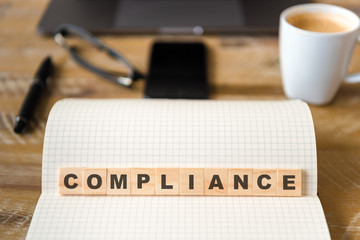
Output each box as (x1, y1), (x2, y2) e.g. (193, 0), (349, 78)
(286, 12), (354, 33)
(280, 4), (360, 105)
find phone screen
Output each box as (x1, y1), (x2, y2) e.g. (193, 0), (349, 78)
(145, 42), (208, 99)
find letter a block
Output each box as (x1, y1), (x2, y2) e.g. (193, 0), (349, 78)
(253, 169), (277, 196)
(155, 168), (179, 195)
(131, 168), (155, 195)
(277, 169), (302, 196)
(107, 168), (131, 195)
(204, 168), (228, 196)
(83, 168), (107, 195)
(59, 168), (83, 195)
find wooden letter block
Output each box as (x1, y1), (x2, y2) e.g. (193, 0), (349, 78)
(131, 168), (155, 195)
(82, 168), (107, 195)
(59, 168), (83, 195)
(107, 168), (131, 195)
(228, 168), (253, 196)
(253, 169), (277, 196)
(155, 168), (179, 195)
(204, 168), (228, 196)
(180, 168), (204, 196)
(277, 169), (302, 197)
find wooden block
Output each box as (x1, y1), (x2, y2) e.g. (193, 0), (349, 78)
(155, 168), (179, 195)
(82, 168), (107, 195)
(253, 169), (277, 196)
(180, 168), (204, 196)
(277, 169), (302, 197)
(204, 168), (228, 196)
(131, 168), (155, 195)
(228, 168), (253, 196)
(59, 168), (83, 195)
(107, 168), (131, 195)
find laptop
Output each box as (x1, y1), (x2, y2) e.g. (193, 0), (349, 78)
(38, 0), (308, 35)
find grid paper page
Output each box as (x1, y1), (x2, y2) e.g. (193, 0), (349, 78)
(27, 195), (330, 239)
(26, 99), (330, 239)
(42, 99), (317, 195)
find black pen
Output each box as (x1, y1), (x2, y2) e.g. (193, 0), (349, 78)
(14, 56), (54, 134)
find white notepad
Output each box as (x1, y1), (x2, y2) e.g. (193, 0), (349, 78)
(26, 99), (330, 239)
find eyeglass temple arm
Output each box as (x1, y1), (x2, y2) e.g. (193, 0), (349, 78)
(54, 24), (144, 87)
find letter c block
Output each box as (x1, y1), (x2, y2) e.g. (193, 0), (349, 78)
(59, 168), (83, 195)
(253, 169), (277, 196)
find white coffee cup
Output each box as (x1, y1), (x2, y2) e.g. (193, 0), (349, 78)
(280, 4), (360, 105)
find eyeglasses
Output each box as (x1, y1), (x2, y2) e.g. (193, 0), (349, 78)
(54, 24), (144, 87)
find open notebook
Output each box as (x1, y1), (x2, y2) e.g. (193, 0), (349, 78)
(26, 99), (330, 239)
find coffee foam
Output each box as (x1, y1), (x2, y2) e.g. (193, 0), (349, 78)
(287, 12), (355, 33)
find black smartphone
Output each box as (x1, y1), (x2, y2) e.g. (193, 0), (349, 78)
(145, 42), (208, 99)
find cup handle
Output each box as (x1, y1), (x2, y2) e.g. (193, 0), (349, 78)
(345, 35), (360, 83)
(345, 73), (360, 83)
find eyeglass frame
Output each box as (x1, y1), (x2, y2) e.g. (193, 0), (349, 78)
(54, 24), (144, 88)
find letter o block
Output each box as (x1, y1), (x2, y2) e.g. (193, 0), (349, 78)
(59, 168), (83, 195)
(83, 168), (107, 195)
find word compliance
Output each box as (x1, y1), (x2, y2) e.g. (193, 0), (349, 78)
(59, 168), (302, 196)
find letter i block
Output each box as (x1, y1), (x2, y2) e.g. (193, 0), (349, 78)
(204, 168), (228, 196)
(277, 169), (302, 196)
(131, 168), (155, 195)
(180, 168), (204, 196)
(107, 168), (131, 195)
(82, 168), (107, 195)
(59, 168), (83, 195)
(253, 169), (277, 196)
(155, 168), (179, 195)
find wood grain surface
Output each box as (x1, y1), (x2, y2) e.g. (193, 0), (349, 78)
(0, 0), (360, 239)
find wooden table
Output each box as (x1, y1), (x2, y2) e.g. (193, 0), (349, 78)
(0, 0), (360, 239)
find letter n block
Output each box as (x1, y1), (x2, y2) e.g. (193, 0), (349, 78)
(277, 169), (302, 196)
(82, 168), (107, 195)
(155, 168), (179, 195)
(204, 168), (228, 196)
(131, 168), (155, 195)
(228, 168), (253, 196)
(107, 168), (131, 195)
(253, 169), (277, 196)
(59, 168), (83, 195)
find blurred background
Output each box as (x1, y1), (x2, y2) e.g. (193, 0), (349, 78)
(1, 0), (360, 239)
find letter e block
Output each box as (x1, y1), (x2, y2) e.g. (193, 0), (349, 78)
(107, 168), (131, 195)
(59, 168), (83, 195)
(83, 168), (107, 195)
(204, 168), (228, 196)
(277, 169), (302, 196)
(155, 168), (179, 195)
(253, 169), (277, 196)
(131, 168), (155, 195)
(180, 168), (204, 196)
(228, 168), (253, 196)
